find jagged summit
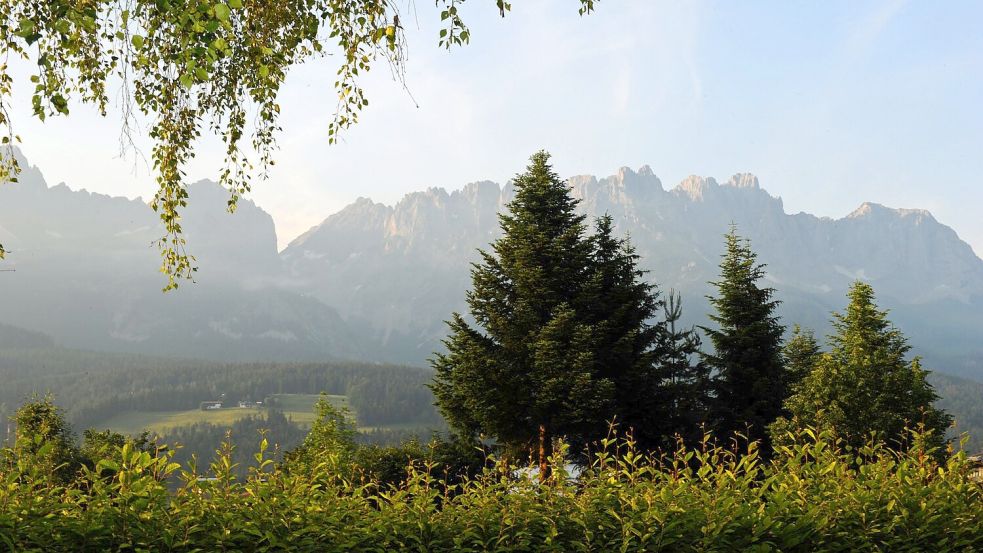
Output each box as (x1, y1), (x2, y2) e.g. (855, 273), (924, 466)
(672, 175), (718, 201)
(3, 151), (982, 372)
(725, 173), (760, 189)
(279, 164), (983, 365)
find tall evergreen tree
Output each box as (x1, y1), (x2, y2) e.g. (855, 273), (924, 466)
(582, 215), (667, 451)
(431, 152), (666, 475)
(774, 282), (952, 451)
(702, 227), (786, 451)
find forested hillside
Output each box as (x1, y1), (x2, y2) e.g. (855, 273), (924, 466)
(3, 343), (983, 455)
(0, 346), (443, 467)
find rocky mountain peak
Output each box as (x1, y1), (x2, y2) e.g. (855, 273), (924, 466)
(673, 175), (718, 201)
(725, 173), (760, 189)
(458, 180), (502, 204)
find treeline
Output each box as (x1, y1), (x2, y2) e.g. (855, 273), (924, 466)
(933, 372), (983, 451)
(67, 362), (443, 431)
(0, 356), (442, 443)
(158, 410), (309, 474)
(433, 153), (953, 475)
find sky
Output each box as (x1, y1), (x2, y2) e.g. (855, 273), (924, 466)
(6, 0), (983, 254)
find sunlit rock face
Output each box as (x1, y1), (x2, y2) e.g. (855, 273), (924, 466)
(284, 165), (983, 370)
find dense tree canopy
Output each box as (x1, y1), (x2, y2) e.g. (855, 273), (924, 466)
(783, 324), (821, 394)
(0, 0), (598, 286)
(432, 152), (709, 475)
(774, 281), (952, 451)
(8, 395), (80, 483)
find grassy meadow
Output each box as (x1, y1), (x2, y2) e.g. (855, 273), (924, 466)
(92, 394), (346, 435)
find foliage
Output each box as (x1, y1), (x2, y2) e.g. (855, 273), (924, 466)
(774, 281), (953, 452)
(651, 291), (711, 447)
(284, 393), (358, 474)
(8, 395), (80, 483)
(932, 372), (983, 452)
(157, 409), (307, 478)
(266, 395), (483, 487)
(701, 226), (786, 452)
(783, 324), (821, 393)
(432, 151), (672, 472)
(581, 215), (678, 452)
(0, 353), (443, 445)
(2, 422), (982, 552)
(79, 428), (154, 472)
(353, 434), (487, 488)
(0, 0), (598, 287)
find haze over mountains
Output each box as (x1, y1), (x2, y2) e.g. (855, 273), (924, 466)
(2, 152), (982, 377)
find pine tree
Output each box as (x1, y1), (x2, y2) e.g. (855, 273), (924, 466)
(655, 291), (711, 447)
(431, 152), (667, 476)
(776, 282), (952, 451)
(702, 227), (786, 451)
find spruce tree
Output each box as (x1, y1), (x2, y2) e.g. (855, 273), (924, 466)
(581, 215), (667, 451)
(783, 324), (822, 393)
(702, 227), (786, 450)
(776, 282), (952, 451)
(431, 152), (666, 475)
(432, 152), (599, 475)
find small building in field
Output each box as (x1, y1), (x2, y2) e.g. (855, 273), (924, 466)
(967, 455), (983, 482)
(200, 401), (223, 411)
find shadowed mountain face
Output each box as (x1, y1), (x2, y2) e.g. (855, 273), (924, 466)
(0, 153), (364, 361)
(2, 153), (982, 376)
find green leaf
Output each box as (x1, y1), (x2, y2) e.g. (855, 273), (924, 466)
(17, 18), (35, 36)
(228, 0), (243, 8)
(214, 3), (231, 21)
(131, 35), (145, 50)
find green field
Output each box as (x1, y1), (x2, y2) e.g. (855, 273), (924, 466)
(96, 394), (347, 435)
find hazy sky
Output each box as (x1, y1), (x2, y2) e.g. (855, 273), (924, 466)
(7, 0), (983, 254)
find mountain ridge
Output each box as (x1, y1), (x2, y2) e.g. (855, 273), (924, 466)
(2, 153), (982, 377)
(281, 165), (983, 367)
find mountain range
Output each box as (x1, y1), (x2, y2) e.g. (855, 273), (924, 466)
(2, 152), (982, 377)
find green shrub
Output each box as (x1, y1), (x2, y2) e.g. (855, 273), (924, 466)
(1, 426), (981, 552)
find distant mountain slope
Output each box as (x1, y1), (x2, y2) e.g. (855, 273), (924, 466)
(3, 153), (982, 377)
(0, 323), (55, 349)
(0, 151), (364, 361)
(282, 167), (983, 373)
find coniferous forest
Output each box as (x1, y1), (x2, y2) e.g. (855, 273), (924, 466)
(3, 152), (983, 551)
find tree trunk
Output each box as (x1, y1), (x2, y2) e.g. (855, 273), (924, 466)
(538, 423), (551, 484)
